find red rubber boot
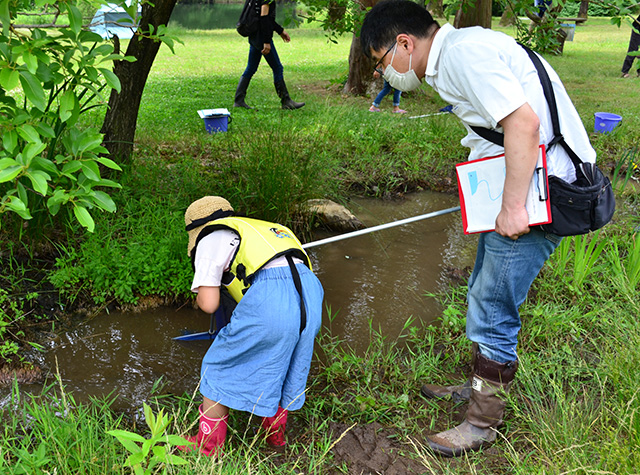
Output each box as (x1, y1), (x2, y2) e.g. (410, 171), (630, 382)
(261, 406), (288, 451)
(179, 404), (228, 457)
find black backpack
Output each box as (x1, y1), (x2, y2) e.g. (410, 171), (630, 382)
(237, 0), (260, 37)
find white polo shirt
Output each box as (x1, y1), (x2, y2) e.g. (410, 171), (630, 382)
(424, 23), (596, 183)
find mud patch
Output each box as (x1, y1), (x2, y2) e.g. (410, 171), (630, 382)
(329, 422), (427, 475)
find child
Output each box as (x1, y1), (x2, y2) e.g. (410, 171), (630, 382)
(180, 196), (324, 456)
(369, 70), (407, 113)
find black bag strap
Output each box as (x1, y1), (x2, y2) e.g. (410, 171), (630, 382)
(470, 43), (584, 172)
(286, 254), (307, 335)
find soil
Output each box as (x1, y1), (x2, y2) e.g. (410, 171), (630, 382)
(328, 422), (428, 474)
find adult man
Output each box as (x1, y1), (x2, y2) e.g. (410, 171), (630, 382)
(360, 0), (596, 457)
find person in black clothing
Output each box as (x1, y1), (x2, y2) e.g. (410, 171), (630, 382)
(621, 13), (640, 78)
(234, 0), (304, 110)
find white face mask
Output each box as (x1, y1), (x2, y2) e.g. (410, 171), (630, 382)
(382, 44), (423, 92)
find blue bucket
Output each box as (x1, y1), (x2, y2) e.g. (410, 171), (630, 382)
(198, 108), (231, 134)
(594, 112), (622, 134)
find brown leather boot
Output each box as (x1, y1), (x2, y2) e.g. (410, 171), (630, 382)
(427, 351), (518, 457)
(420, 343), (478, 402)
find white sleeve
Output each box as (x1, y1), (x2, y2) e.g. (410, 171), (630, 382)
(191, 229), (240, 293)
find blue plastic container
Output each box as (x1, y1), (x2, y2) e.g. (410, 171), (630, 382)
(198, 108), (231, 134)
(204, 115), (229, 133)
(594, 112), (622, 134)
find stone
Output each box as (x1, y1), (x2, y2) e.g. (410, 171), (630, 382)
(305, 199), (365, 232)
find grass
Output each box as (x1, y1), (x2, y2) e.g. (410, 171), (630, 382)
(2, 15), (640, 475)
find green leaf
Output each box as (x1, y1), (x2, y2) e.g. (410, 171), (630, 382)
(0, 68), (19, 91)
(91, 190), (116, 212)
(95, 156), (122, 171)
(2, 129), (18, 153)
(33, 156), (59, 175)
(62, 161), (83, 174)
(26, 170), (50, 195)
(47, 189), (69, 215)
(0, 0), (10, 37)
(17, 181), (28, 205)
(67, 5), (83, 35)
(73, 204), (95, 232)
(18, 71), (46, 111)
(59, 90), (77, 123)
(23, 142), (47, 166)
(165, 435), (193, 446)
(0, 165), (22, 183)
(0, 157), (18, 169)
(6, 196), (32, 220)
(106, 429), (147, 444)
(165, 454), (190, 465)
(95, 178), (122, 188)
(77, 133), (104, 154)
(17, 124), (41, 144)
(124, 452), (145, 467)
(22, 50), (38, 74)
(98, 68), (121, 93)
(151, 445), (167, 461)
(80, 161), (101, 181)
(36, 122), (56, 139)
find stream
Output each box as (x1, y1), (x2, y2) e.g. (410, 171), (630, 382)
(7, 191), (475, 411)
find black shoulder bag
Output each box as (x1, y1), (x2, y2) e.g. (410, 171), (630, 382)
(471, 44), (615, 237)
(236, 0), (260, 37)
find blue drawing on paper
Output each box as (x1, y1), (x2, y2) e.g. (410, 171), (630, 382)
(467, 169), (504, 201)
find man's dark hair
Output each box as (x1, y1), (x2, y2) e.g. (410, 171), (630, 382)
(360, 0), (438, 58)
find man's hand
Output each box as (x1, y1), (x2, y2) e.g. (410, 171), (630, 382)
(280, 31), (290, 42)
(495, 206), (530, 240)
(262, 43), (271, 55)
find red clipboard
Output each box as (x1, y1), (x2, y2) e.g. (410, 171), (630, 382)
(455, 144), (551, 235)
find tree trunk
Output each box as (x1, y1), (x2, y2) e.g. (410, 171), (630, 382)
(343, 0), (378, 95)
(454, 0), (492, 28)
(343, 32), (375, 95)
(100, 0), (179, 161)
(578, 0), (589, 19)
(499, 3), (517, 27)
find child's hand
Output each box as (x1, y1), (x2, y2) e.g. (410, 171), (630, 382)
(373, 70), (381, 79)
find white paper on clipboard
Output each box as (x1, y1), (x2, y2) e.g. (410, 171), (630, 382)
(455, 144), (551, 234)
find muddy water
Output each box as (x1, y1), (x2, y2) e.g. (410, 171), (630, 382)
(14, 192), (475, 410)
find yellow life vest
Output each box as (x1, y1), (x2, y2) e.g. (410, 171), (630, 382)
(192, 216), (311, 302)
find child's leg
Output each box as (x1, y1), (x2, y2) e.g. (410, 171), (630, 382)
(372, 80), (392, 108)
(179, 397), (229, 457)
(392, 88), (402, 107)
(392, 89), (406, 113)
(202, 397), (229, 419)
(262, 406), (288, 450)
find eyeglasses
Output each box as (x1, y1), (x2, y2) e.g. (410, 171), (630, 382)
(373, 41), (396, 76)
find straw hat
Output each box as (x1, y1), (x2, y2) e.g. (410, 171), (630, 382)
(185, 196), (234, 257)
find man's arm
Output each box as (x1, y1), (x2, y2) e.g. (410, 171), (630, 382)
(495, 103), (541, 240)
(196, 286), (221, 314)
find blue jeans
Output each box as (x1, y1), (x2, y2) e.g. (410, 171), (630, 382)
(373, 80), (401, 107)
(242, 41), (284, 84)
(466, 229), (561, 363)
